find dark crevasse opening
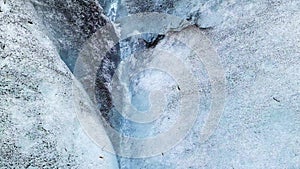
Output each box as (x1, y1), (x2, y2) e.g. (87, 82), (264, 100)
(32, 0), (107, 72)
(31, 0), (167, 144)
(95, 33), (166, 138)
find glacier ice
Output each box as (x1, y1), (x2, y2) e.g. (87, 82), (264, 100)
(1, 0), (300, 168)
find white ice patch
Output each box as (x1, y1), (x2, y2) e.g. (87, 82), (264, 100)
(0, 0), (9, 13)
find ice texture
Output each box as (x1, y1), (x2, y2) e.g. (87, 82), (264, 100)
(0, 0), (118, 168)
(1, 0), (299, 168)
(101, 0), (300, 168)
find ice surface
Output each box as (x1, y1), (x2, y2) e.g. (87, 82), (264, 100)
(101, 0), (300, 168)
(0, 0), (118, 168)
(1, 0), (299, 168)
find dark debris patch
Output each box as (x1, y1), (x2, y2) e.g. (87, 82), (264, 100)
(273, 97), (280, 102)
(143, 34), (165, 48)
(0, 42), (5, 50)
(125, 0), (175, 14)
